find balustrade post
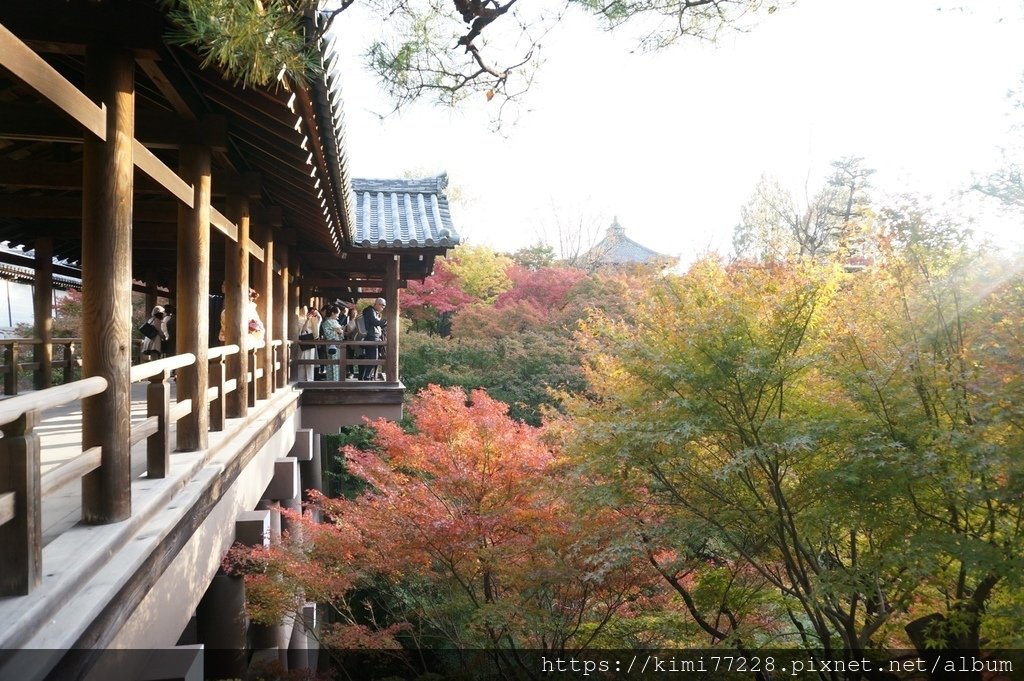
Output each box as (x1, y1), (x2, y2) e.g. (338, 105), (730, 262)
(147, 371), (171, 479)
(64, 342), (76, 383)
(4, 343), (17, 395)
(248, 345), (258, 409)
(209, 354), (226, 432)
(0, 410), (42, 596)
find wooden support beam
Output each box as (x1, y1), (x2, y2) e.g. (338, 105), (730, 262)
(0, 195), (260, 233)
(224, 194), (250, 418)
(303, 276), (387, 288)
(0, 159), (166, 193)
(0, 1), (165, 56)
(136, 57), (200, 121)
(384, 256), (400, 383)
(176, 142), (211, 451)
(216, 172), (262, 199)
(288, 250), (300, 383)
(33, 237), (53, 390)
(0, 102), (227, 149)
(81, 44), (134, 525)
(274, 241), (289, 390)
(0, 23), (105, 140)
(256, 223), (274, 399)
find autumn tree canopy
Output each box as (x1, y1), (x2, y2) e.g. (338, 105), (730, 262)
(561, 213), (1024, 661)
(228, 386), (668, 675)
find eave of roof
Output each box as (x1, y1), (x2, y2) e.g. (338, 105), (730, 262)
(351, 175), (460, 250)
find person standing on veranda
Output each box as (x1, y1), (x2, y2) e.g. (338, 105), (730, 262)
(319, 304), (345, 382)
(141, 305), (169, 360)
(296, 305), (321, 382)
(360, 297), (387, 380)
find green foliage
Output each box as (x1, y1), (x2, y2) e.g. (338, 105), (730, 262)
(163, 0), (320, 88)
(511, 242), (556, 270)
(443, 245), (514, 303)
(562, 225), (1024, 656)
(322, 424), (379, 498)
(400, 328), (585, 425)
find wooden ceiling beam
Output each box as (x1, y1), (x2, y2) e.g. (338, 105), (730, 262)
(0, 1), (165, 56)
(0, 196), (281, 224)
(0, 159), (181, 193)
(0, 103), (227, 149)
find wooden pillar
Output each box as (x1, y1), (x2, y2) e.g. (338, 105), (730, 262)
(176, 143), (211, 450)
(257, 224), (273, 399)
(81, 44), (134, 524)
(144, 269), (158, 318)
(289, 258), (301, 382)
(384, 255), (400, 383)
(33, 237), (53, 390)
(274, 243), (288, 390)
(224, 195), (249, 418)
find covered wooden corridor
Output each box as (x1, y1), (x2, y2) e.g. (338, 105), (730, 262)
(0, 2), (459, 679)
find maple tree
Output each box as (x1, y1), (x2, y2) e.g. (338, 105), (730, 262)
(560, 207), (1024, 668)
(227, 385), (663, 675)
(494, 265), (587, 311)
(402, 260), (475, 334)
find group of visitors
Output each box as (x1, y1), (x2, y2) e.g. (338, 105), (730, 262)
(296, 297), (387, 382)
(140, 289), (387, 382)
(140, 303), (176, 360)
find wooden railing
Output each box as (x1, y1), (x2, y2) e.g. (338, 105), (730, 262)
(292, 339), (386, 381)
(207, 344), (238, 432)
(130, 354), (196, 479)
(0, 332), (398, 596)
(0, 338), (85, 395)
(0, 338), (156, 396)
(0, 376), (108, 595)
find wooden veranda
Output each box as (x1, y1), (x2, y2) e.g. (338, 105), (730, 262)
(0, 3), (458, 677)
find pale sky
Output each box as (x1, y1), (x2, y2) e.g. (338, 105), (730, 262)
(332, 0), (1024, 262)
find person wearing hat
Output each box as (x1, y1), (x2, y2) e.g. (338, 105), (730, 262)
(360, 297), (387, 380)
(141, 305), (169, 360)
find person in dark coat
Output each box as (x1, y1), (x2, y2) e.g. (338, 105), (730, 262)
(360, 297), (387, 380)
(162, 303), (176, 357)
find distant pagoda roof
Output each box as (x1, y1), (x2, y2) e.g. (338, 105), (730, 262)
(351, 175), (460, 250)
(584, 218), (673, 267)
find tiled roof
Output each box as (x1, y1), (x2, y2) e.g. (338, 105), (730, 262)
(585, 219), (671, 265)
(351, 175), (460, 249)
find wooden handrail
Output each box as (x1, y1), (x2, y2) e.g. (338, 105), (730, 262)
(208, 344), (240, 360)
(0, 376), (107, 425)
(0, 339), (45, 346)
(40, 446), (102, 497)
(129, 353), (196, 383)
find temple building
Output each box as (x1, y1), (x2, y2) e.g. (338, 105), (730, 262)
(582, 218), (677, 270)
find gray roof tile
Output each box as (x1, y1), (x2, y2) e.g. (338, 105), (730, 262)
(351, 175), (460, 249)
(585, 218), (673, 265)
